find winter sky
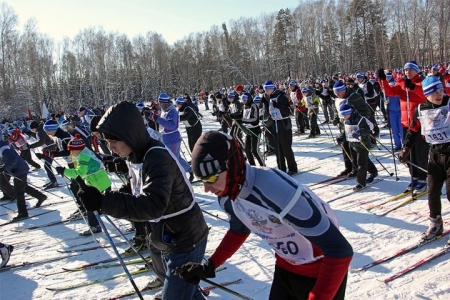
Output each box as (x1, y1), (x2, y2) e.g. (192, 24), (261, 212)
(9, 0), (297, 45)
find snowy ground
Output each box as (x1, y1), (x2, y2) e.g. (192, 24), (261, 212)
(1, 103), (449, 300)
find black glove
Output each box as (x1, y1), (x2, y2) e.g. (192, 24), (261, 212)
(104, 161), (116, 173)
(332, 119), (340, 126)
(43, 149), (54, 158)
(55, 166), (65, 175)
(404, 78), (415, 90)
(113, 157), (128, 174)
(399, 147), (411, 163)
(377, 68), (386, 80)
(172, 259), (216, 285)
(336, 135), (345, 145)
(77, 186), (103, 212)
(35, 153), (44, 160)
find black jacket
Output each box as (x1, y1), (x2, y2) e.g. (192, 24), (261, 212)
(97, 101), (208, 254)
(179, 102), (201, 128)
(29, 123), (57, 151)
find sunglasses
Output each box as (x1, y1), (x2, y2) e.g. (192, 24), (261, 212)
(201, 172), (220, 184)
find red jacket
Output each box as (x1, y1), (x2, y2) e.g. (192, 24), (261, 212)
(444, 73), (450, 96)
(380, 74), (426, 128)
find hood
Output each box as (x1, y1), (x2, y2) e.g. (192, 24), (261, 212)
(97, 101), (151, 163)
(0, 140), (10, 158)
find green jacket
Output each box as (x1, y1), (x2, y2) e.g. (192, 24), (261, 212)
(64, 148), (111, 192)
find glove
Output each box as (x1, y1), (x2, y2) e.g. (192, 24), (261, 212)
(35, 153), (44, 160)
(351, 131), (361, 140)
(172, 259), (216, 285)
(77, 186), (103, 212)
(404, 78), (415, 90)
(399, 147), (411, 163)
(104, 161), (116, 173)
(332, 119), (339, 126)
(55, 166), (65, 175)
(43, 149), (54, 158)
(336, 135), (345, 145)
(113, 157), (129, 174)
(377, 68), (386, 80)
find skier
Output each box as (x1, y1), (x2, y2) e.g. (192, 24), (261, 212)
(7, 128), (41, 171)
(0, 140), (47, 221)
(76, 101), (209, 300)
(339, 104), (378, 191)
(400, 76), (449, 241)
(176, 97), (202, 152)
(301, 87), (320, 138)
(262, 80), (297, 175)
(54, 134), (111, 236)
(173, 131), (353, 300)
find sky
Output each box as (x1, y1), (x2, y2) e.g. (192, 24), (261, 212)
(7, 0), (298, 45)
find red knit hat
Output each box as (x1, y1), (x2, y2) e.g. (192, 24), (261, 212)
(235, 84), (244, 92)
(67, 134), (85, 151)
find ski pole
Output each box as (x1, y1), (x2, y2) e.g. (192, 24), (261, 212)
(74, 176), (144, 300)
(406, 87), (414, 198)
(359, 139), (394, 177)
(380, 81), (399, 181)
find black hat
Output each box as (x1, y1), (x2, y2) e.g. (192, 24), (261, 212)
(191, 131), (230, 178)
(29, 121), (39, 129)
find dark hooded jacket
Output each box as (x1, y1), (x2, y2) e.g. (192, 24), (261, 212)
(29, 123), (57, 151)
(97, 101), (208, 254)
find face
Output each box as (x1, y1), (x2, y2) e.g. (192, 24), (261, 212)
(404, 68), (418, 79)
(105, 139), (132, 158)
(203, 171), (227, 196)
(265, 88), (274, 95)
(427, 89), (444, 105)
(357, 77), (363, 83)
(78, 110), (85, 117)
(289, 85), (295, 91)
(344, 114), (351, 120)
(335, 90), (346, 98)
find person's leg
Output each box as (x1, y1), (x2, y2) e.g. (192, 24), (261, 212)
(13, 175), (28, 218)
(244, 133), (255, 166)
(0, 172), (15, 199)
(162, 237), (207, 300)
(20, 149), (41, 169)
(43, 156), (57, 183)
(269, 265), (315, 300)
(355, 150), (369, 186)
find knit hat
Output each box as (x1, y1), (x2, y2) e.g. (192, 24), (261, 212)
(158, 93), (171, 103)
(339, 104), (353, 117)
(263, 80), (275, 91)
(356, 72), (365, 79)
(78, 106), (86, 113)
(235, 84), (244, 92)
(253, 96), (261, 103)
(136, 101), (145, 110)
(67, 134), (85, 151)
(369, 77), (376, 83)
(422, 76), (444, 97)
(29, 121), (39, 129)
(289, 80), (297, 86)
(61, 119), (69, 127)
(403, 61), (420, 73)
(386, 72), (393, 80)
(176, 97), (185, 105)
(432, 65), (439, 71)
(333, 81), (346, 93)
(227, 92), (235, 99)
(191, 131), (246, 200)
(346, 78), (355, 84)
(301, 87), (309, 93)
(241, 94), (248, 101)
(43, 119), (59, 132)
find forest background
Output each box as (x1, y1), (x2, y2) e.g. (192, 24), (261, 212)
(0, 0), (449, 119)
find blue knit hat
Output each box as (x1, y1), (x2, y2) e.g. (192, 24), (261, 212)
(339, 104), (353, 117)
(158, 93), (171, 103)
(403, 61), (420, 73)
(263, 80), (275, 91)
(369, 77), (376, 83)
(289, 80), (297, 86)
(301, 87), (309, 93)
(386, 72), (393, 80)
(333, 81), (346, 93)
(422, 76), (444, 97)
(241, 94), (248, 101)
(175, 97), (185, 105)
(253, 96), (261, 103)
(356, 72), (365, 79)
(136, 101), (145, 110)
(61, 119), (69, 127)
(227, 92), (235, 99)
(432, 65), (439, 71)
(43, 119), (59, 132)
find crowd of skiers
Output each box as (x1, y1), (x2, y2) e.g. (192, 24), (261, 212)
(0, 60), (449, 299)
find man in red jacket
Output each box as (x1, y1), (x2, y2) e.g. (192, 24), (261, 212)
(377, 61), (429, 194)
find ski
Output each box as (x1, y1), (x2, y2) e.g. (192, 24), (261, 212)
(201, 278), (242, 292)
(107, 267), (228, 299)
(10, 216), (83, 232)
(57, 241), (128, 253)
(326, 178), (384, 203)
(45, 266), (151, 291)
(309, 174), (345, 187)
(372, 190), (428, 216)
(351, 229), (450, 272)
(366, 191), (411, 210)
(0, 210), (56, 227)
(310, 176), (349, 190)
(382, 245), (450, 283)
(0, 253), (79, 272)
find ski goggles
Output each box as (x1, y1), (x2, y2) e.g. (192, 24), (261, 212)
(201, 172), (220, 184)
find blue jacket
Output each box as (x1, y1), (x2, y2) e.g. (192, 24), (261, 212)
(157, 106), (181, 145)
(0, 141), (29, 176)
